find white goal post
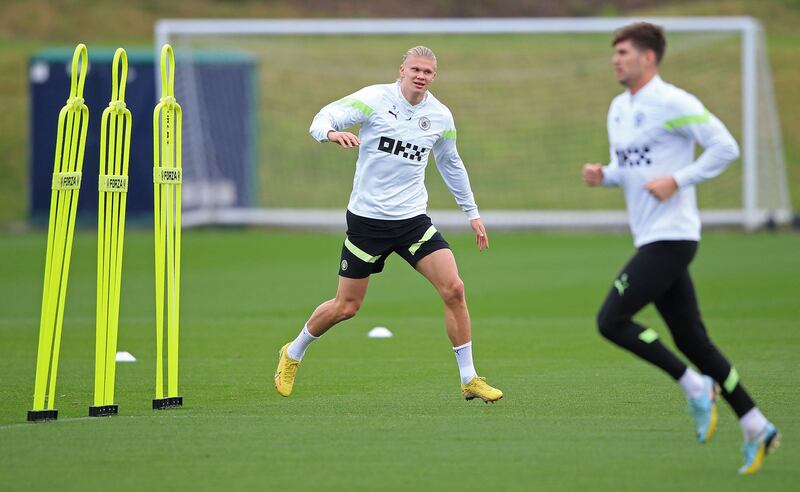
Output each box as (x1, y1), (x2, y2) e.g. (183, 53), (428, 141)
(155, 17), (791, 230)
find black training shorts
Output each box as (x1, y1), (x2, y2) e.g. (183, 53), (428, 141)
(338, 211), (450, 279)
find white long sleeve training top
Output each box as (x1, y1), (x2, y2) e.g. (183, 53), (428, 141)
(602, 75), (740, 247)
(309, 82), (479, 221)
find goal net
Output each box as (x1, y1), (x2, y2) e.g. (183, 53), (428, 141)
(155, 18), (791, 230)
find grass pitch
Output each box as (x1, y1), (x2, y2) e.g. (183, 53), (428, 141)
(0, 229), (798, 490)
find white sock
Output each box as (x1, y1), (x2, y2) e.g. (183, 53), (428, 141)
(453, 341), (477, 385)
(740, 407), (769, 441)
(287, 324), (319, 361)
(678, 367), (706, 399)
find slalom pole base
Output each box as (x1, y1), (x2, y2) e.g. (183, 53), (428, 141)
(153, 396), (183, 410)
(88, 405), (118, 417)
(27, 409), (58, 422)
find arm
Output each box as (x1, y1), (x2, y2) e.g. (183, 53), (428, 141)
(309, 89), (375, 146)
(601, 147), (622, 187)
(432, 127), (488, 251)
(584, 125), (621, 187)
(670, 109), (740, 188)
(646, 95), (739, 201)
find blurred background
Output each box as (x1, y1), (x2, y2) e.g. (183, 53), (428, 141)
(1, 0), (798, 230)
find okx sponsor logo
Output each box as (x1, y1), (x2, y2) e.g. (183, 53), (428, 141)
(378, 136), (427, 162)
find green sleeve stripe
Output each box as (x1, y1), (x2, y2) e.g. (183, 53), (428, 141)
(664, 109), (710, 130)
(638, 328), (659, 344)
(344, 237), (380, 263)
(724, 367), (739, 393)
(441, 130), (457, 140)
(408, 226), (438, 255)
(337, 97), (374, 117)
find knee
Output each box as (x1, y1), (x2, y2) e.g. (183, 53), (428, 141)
(596, 309), (620, 340)
(439, 278), (465, 305)
(335, 298), (361, 321)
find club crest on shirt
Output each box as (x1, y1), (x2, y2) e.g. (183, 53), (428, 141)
(634, 111), (646, 128)
(419, 116), (431, 131)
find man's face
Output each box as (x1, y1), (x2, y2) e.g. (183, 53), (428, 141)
(399, 55), (436, 97)
(613, 39), (651, 87)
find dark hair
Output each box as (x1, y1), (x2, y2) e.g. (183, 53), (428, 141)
(613, 22), (666, 64)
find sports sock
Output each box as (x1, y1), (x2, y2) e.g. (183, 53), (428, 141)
(453, 341), (477, 385)
(740, 407), (769, 441)
(678, 367), (706, 399)
(704, 365), (756, 418)
(287, 324), (319, 361)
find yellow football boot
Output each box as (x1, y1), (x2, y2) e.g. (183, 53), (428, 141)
(274, 343), (300, 397)
(461, 376), (503, 403)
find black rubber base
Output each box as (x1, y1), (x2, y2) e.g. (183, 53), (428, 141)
(153, 396), (183, 409)
(88, 404), (118, 417)
(27, 409), (58, 422)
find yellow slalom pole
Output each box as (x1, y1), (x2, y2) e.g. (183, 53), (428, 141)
(106, 87), (132, 406)
(94, 106), (110, 408)
(165, 89), (176, 398)
(105, 103), (122, 404)
(153, 101), (165, 401)
(153, 44), (183, 409)
(46, 94), (90, 410)
(104, 111), (120, 406)
(33, 105), (68, 411)
(29, 44), (88, 422)
(172, 101), (183, 397)
(44, 110), (74, 409)
(90, 48), (131, 417)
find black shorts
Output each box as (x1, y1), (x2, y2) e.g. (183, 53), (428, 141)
(339, 211), (450, 279)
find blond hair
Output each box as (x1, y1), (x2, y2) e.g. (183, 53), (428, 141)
(402, 46), (437, 65)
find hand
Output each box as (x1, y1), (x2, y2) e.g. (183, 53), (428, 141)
(644, 176), (678, 201)
(327, 131), (360, 148)
(583, 164), (604, 186)
(470, 218), (489, 252)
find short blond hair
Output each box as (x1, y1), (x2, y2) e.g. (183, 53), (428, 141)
(402, 46), (437, 65)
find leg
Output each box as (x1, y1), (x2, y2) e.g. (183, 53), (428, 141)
(415, 248), (501, 402)
(276, 210), (400, 398)
(655, 269), (756, 418)
(596, 242), (690, 380)
(284, 275), (369, 362)
(305, 211), (391, 338)
(306, 275), (370, 337)
(275, 275), (369, 397)
(656, 260), (780, 474)
(415, 248), (470, 346)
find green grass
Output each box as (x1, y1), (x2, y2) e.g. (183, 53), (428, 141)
(1, 230), (798, 490)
